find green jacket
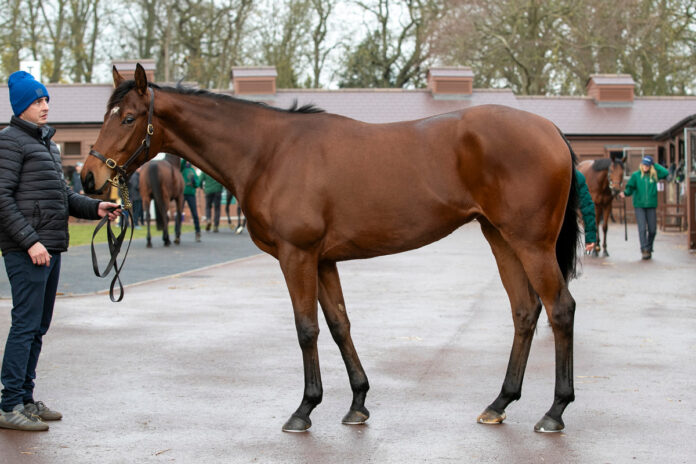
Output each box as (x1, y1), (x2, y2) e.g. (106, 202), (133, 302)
(575, 170), (597, 244)
(623, 163), (669, 208)
(199, 172), (223, 194)
(180, 160), (200, 196)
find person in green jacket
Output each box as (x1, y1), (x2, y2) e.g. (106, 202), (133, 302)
(619, 155), (669, 260)
(200, 172), (223, 233)
(180, 160), (202, 242)
(575, 170), (597, 254)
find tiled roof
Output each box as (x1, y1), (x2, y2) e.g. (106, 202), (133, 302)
(1, 83), (694, 136)
(267, 88), (520, 123)
(0, 84), (113, 125)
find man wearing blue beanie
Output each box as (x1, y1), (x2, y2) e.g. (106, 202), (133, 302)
(0, 71), (121, 431)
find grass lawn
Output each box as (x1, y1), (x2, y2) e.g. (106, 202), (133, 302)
(69, 222), (196, 247)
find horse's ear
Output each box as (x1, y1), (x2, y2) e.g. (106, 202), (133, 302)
(112, 66), (125, 88)
(134, 63), (148, 96)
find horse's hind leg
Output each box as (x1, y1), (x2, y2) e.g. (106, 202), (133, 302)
(317, 261), (370, 425)
(144, 199), (153, 248)
(278, 245), (323, 432)
(478, 221), (542, 425)
(162, 196), (171, 246)
(174, 196), (183, 245)
(514, 245), (576, 432)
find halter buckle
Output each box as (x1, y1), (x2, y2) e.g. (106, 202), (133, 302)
(105, 158), (117, 169)
(147, 124), (154, 136)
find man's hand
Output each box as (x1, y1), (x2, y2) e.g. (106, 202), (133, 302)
(619, 192), (625, 199)
(28, 242), (51, 267)
(98, 202), (122, 221)
(585, 243), (596, 253)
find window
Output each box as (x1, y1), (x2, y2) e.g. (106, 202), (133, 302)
(62, 142), (81, 158)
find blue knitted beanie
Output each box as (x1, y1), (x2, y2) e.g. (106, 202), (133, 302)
(8, 71), (49, 116)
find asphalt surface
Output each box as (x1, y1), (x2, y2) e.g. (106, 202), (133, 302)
(0, 223), (261, 299)
(0, 222), (694, 463)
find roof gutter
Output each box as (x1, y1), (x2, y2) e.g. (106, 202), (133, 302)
(653, 113), (696, 141)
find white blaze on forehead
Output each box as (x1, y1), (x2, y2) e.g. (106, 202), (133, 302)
(110, 106), (120, 116)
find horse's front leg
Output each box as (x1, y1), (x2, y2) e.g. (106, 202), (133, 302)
(278, 245), (322, 432)
(318, 261), (370, 425)
(601, 207), (610, 257)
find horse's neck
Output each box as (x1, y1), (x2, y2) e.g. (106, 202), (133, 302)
(157, 92), (278, 203)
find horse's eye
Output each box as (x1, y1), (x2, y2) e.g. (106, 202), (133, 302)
(122, 116), (135, 125)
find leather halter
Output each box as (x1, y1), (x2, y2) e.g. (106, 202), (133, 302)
(607, 161), (624, 196)
(87, 86), (154, 302)
(88, 86), (155, 190)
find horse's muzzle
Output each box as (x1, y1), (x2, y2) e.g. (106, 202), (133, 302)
(83, 171), (101, 195)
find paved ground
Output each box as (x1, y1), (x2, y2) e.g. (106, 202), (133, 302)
(0, 222), (694, 463)
(0, 224), (261, 299)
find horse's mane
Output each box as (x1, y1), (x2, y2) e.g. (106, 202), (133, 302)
(108, 80), (325, 114)
(591, 158), (612, 171)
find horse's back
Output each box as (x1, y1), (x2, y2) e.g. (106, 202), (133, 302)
(257, 104), (573, 261)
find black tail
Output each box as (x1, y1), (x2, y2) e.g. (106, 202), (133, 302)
(148, 161), (166, 231)
(556, 130), (581, 282)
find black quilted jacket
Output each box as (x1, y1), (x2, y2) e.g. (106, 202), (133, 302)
(0, 116), (101, 254)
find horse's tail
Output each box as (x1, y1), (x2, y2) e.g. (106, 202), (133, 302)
(148, 161), (166, 231)
(556, 130), (581, 282)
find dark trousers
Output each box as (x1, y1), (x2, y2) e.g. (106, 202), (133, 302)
(634, 207), (657, 252)
(184, 194), (201, 233)
(205, 192), (222, 228)
(120, 199), (143, 228)
(1, 251), (61, 411)
(132, 199), (143, 226)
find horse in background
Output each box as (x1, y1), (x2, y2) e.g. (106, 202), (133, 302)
(139, 158), (184, 247)
(577, 154), (625, 257)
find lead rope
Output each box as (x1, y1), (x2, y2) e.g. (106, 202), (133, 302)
(90, 175), (135, 302)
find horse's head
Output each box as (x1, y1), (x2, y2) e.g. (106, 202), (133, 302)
(607, 160), (625, 196)
(82, 63), (159, 194)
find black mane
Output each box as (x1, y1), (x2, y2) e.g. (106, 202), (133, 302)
(108, 80), (324, 114)
(591, 158), (612, 172)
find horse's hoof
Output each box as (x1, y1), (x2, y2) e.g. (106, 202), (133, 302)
(534, 414), (565, 433)
(164, 241), (170, 247)
(342, 408), (369, 425)
(282, 414), (311, 433)
(146, 242), (152, 248)
(603, 251), (609, 257)
(477, 407), (506, 424)
(174, 238), (180, 245)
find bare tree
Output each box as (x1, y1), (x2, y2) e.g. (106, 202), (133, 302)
(39, 0), (69, 82)
(307, 0), (338, 88)
(67, 0), (102, 82)
(339, 0), (444, 88)
(436, 0), (696, 95)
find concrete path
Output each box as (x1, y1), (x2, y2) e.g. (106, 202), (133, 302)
(0, 222), (694, 463)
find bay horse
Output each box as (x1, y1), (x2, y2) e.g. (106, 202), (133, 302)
(139, 158), (184, 247)
(83, 64), (580, 433)
(577, 156), (625, 257)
